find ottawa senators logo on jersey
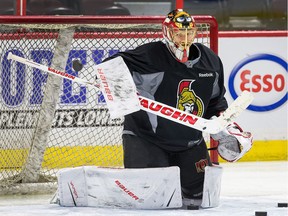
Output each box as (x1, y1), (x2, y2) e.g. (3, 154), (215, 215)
(176, 80), (204, 116)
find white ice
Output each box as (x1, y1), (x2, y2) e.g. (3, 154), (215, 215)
(0, 161), (287, 216)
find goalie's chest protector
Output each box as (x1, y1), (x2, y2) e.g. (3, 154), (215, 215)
(147, 42), (219, 115)
(159, 61), (217, 116)
(119, 42), (222, 149)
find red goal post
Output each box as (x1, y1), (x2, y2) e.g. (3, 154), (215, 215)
(0, 16), (219, 193)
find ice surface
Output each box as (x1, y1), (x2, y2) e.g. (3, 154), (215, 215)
(0, 161), (287, 216)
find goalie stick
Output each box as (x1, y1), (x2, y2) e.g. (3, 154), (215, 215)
(7, 52), (141, 119)
(7, 52), (254, 134)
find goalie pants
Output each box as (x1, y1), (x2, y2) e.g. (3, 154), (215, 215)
(122, 134), (212, 199)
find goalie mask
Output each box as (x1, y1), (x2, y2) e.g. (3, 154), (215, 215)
(162, 9), (197, 63)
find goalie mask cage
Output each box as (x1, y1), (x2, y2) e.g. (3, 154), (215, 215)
(0, 16), (218, 194)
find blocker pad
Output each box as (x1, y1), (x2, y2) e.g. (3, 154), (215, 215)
(94, 57), (140, 119)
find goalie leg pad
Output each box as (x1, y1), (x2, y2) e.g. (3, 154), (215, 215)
(55, 166), (182, 209)
(201, 165), (223, 208)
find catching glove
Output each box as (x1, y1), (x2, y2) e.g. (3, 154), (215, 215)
(211, 121), (253, 162)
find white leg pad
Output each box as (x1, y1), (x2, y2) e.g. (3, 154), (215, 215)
(201, 165), (223, 208)
(55, 166), (182, 209)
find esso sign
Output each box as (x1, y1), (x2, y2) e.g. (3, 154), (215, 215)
(229, 54), (287, 112)
(240, 70), (285, 93)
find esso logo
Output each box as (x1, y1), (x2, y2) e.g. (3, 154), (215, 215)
(229, 54), (287, 112)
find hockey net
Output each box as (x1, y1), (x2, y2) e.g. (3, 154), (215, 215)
(0, 16), (218, 194)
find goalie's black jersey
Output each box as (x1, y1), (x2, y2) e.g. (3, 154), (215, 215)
(108, 41), (228, 151)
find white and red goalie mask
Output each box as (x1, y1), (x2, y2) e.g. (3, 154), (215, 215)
(162, 9), (197, 63)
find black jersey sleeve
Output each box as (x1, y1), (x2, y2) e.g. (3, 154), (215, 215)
(196, 44), (228, 118)
(206, 60), (228, 118)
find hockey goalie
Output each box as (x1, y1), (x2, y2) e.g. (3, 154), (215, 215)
(52, 9), (253, 210)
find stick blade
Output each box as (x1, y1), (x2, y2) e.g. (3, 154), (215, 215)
(94, 57), (140, 119)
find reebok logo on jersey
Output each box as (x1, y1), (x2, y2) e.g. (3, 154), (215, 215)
(199, 73), (213, 77)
